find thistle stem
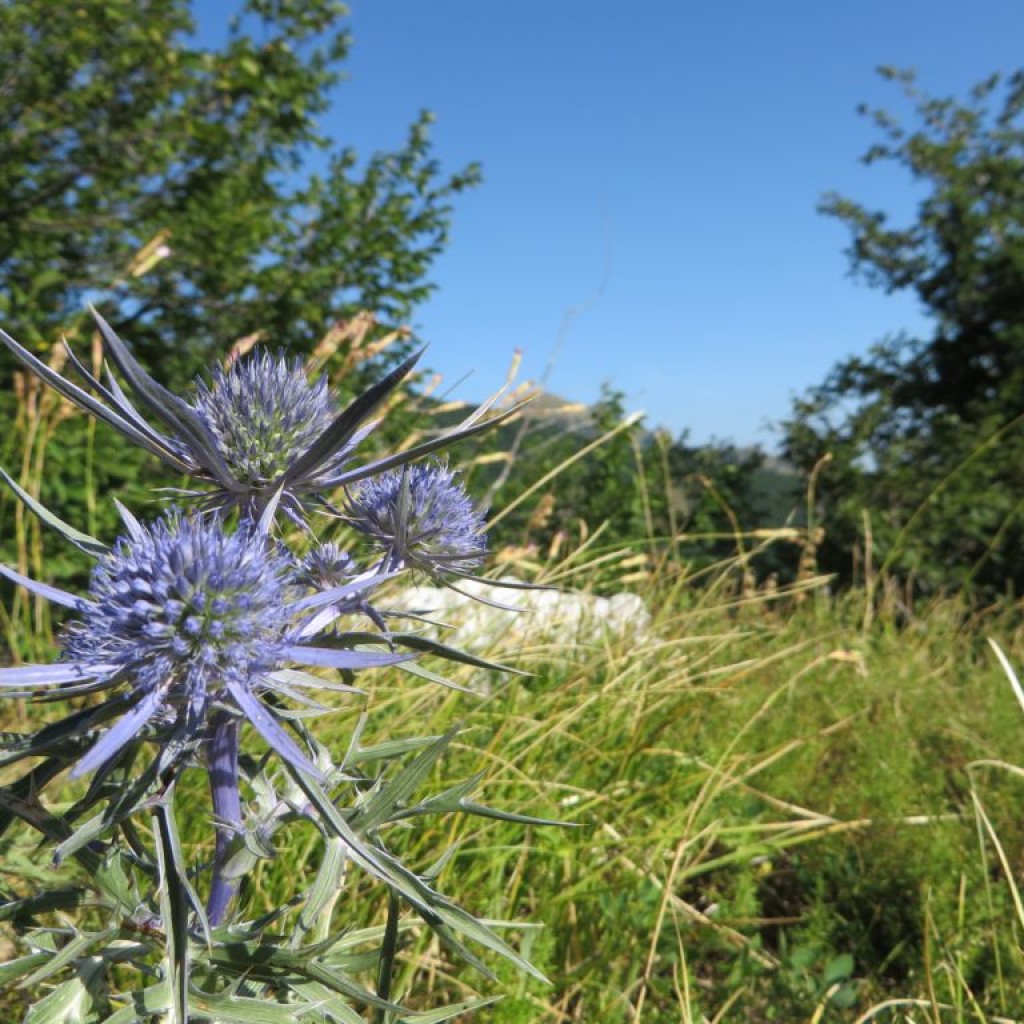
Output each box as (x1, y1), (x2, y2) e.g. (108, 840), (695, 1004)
(207, 712), (242, 925)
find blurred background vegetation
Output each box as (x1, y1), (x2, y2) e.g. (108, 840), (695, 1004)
(3, 2), (1024, 1021)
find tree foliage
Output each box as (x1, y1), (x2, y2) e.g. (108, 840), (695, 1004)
(0, 0), (480, 387)
(784, 67), (1024, 597)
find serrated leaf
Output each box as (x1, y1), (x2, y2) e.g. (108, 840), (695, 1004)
(90, 307), (241, 490)
(0, 324), (187, 470)
(101, 980), (172, 1023)
(54, 757), (162, 864)
(0, 758), (70, 840)
(24, 960), (103, 1024)
(207, 941), (401, 1012)
(399, 995), (502, 1022)
(394, 775), (481, 820)
(0, 783), (76, 849)
(349, 728), (459, 834)
(0, 696), (129, 770)
(289, 982), (367, 1024)
(0, 951), (51, 986)
(278, 348), (423, 489)
(297, 837), (347, 937)
(93, 850), (138, 910)
(336, 397), (531, 488)
(446, 800), (577, 829)
(346, 735), (441, 768)
(428, 900), (548, 984)
(20, 929), (117, 990)
(430, 926), (496, 983)
(319, 630), (526, 677)
(188, 988), (323, 1023)
(421, 841), (462, 883)
(289, 771), (438, 917)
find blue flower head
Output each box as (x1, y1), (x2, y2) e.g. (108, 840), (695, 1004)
(190, 351), (341, 496)
(296, 542), (356, 588)
(61, 511), (294, 756)
(0, 509), (406, 785)
(346, 461), (488, 579)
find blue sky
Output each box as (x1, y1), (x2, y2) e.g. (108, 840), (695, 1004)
(202, 1), (1024, 448)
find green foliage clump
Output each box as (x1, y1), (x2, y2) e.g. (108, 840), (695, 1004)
(786, 67), (1024, 600)
(460, 384), (793, 585)
(0, 0), (479, 388)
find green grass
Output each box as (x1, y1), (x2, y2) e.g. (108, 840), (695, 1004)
(5, 551), (1024, 1020)
(172, 559), (1022, 1023)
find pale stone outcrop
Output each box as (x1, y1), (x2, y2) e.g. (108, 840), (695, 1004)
(390, 576), (651, 649)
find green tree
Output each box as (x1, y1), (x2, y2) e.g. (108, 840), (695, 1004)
(663, 436), (770, 567)
(784, 67), (1024, 598)
(0, 0), (480, 590)
(0, 0), (480, 387)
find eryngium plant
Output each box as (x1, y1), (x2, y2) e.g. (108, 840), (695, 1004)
(0, 309), (558, 1023)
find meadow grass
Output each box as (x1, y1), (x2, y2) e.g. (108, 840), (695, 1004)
(4, 511), (1024, 1020)
(157, 549), (1021, 1023)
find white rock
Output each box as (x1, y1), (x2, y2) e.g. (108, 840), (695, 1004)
(389, 576), (651, 649)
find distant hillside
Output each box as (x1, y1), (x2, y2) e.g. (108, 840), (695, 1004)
(431, 387), (804, 530)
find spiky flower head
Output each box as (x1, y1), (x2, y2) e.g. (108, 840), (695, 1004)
(346, 461), (488, 578)
(0, 509), (407, 786)
(0, 308), (442, 523)
(63, 512), (292, 715)
(190, 352), (341, 495)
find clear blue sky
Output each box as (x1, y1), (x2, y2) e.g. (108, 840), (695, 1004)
(201, 1), (1024, 448)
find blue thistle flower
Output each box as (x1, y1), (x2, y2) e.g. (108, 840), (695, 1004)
(189, 352), (345, 498)
(0, 307), (525, 522)
(0, 508), (407, 777)
(294, 541), (387, 634)
(0, 507), (408, 920)
(57, 511), (298, 775)
(346, 462), (488, 579)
